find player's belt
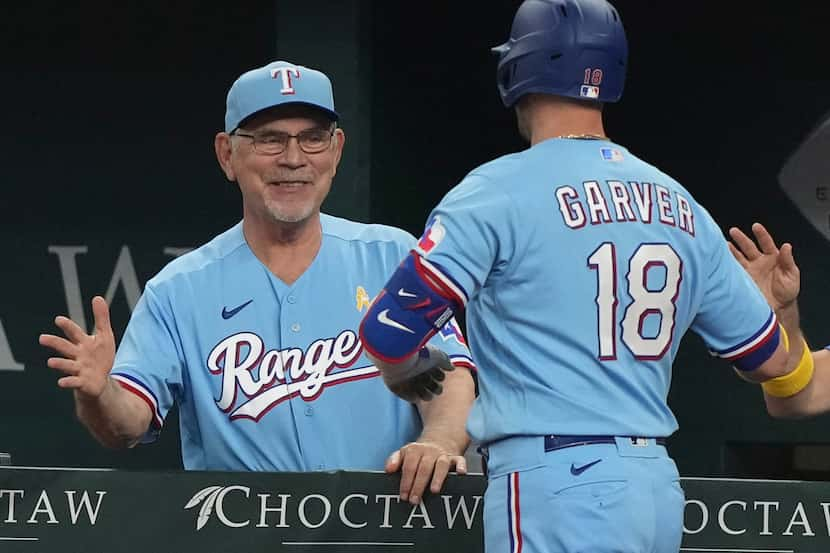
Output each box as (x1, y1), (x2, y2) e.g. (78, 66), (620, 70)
(544, 435), (666, 452)
(478, 435), (668, 478)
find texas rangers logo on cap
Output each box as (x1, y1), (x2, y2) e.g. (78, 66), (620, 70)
(224, 60), (339, 133)
(417, 215), (446, 255)
(270, 66), (301, 95)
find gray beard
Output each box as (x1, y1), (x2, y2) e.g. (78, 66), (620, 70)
(264, 201), (315, 224)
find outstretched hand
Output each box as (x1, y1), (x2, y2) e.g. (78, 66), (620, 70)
(39, 296), (116, 398)
(728, 223), (800, 311)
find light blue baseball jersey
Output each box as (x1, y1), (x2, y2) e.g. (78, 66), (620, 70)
(110, 214), (474, 471)
(413, 138), (777, 445)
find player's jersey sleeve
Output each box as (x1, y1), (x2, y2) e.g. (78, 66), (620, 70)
(414, 172), (518, 304)
(110, 283), (183, 441)
(690, 208), (778, 366)
(393, 228), (476, 370)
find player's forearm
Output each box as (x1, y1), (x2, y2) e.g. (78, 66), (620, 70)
(765, 349), (830, 418)
(758, 300), (825, 417)
(777, 300), (805, 352)
(770, 301), (808, 380)
(415, 368), (475, 455)
(75, 378), (152, 449)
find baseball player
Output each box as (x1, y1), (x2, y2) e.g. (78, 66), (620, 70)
(39, 60), (476, 504)
(730, 222), (830, 418)
(360, 1), (811, 551)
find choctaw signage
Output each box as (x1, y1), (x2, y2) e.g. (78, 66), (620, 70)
(682, 478), (830, 551)
(182, 484), (481, 534)
(2, 469), (830, 553)
(0, 467), (484, 553)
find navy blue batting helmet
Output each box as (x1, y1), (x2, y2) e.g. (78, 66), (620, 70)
(493, 0), (628, 107)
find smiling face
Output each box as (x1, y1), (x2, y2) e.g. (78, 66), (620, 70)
(215, 105), (345, 228)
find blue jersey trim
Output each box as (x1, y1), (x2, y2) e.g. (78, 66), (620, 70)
(732, 326), (781, 372)
(712, 311), (778, 360)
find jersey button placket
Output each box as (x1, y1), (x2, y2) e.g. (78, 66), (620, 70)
(283, 288), (319, 469)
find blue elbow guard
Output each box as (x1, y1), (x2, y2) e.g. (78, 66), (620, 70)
(360, 253), (459, 363)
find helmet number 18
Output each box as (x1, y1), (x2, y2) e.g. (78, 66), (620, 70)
(583, 68), (604, 86)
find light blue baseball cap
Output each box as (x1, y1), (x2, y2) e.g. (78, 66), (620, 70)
(224, 60), (339, 133)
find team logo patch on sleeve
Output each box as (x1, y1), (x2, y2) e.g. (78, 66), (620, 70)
(440, 318), (467, 346)
(417, 215), (446, 255)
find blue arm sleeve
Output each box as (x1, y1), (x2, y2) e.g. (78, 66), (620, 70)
(360, 252), (463, 363)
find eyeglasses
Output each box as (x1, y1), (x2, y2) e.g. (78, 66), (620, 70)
(231, 127), (335, 155)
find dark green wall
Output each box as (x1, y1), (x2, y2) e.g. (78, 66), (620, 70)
(0, 2), (278, 469)
(275, 1), (374, 222)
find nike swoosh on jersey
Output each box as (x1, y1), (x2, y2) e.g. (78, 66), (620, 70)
(570, 458), (602, 476)
(397, 288), (417, 298)
(222, 299), (254, 320)
(378, 309), (415, 333)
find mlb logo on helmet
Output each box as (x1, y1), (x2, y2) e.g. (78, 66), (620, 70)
(417, 215), (446, 255)
(580, 85), (600, 99)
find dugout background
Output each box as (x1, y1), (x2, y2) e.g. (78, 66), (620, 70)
(1, 0), (829, 477)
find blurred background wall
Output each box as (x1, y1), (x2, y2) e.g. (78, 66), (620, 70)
(2, 0), (830, 477)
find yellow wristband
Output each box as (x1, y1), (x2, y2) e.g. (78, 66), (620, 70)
(761, 338), (814, 398)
